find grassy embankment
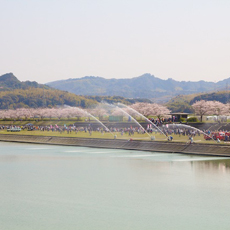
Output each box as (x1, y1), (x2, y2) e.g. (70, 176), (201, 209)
(0, 128), (225, 145)
(0, 119), (84, 126)
(0, 119), (228, 144)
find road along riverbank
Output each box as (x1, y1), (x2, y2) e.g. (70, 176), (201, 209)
(1, 134), (230, 157)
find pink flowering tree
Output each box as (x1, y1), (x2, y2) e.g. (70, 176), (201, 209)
(45, 108), (57, 120)
(34, 108), (48, 120)
(21, 108), (32, 120)
(6, 109), (17, 120)
(150, 103), (171, 120)
(89, 108), (108, 120)
(130, 103), (150, 117)
(210, 101), (226, 118)
(0, 110), (8, 119)
(192, 100), (214, 122)
(130, 103), (170, 119)
(224, 103), (230, 116)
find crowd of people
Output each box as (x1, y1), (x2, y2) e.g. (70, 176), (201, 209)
(0, 124), (203, 137)
(2, 123), (230, 142)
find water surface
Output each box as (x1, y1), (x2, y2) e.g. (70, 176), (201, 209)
(0, 142), (230, 230)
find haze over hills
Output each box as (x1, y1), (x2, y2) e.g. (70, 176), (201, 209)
(0, 73), (151, 109)
(47, 73), (230, 102)
(0, 72), (230, 112)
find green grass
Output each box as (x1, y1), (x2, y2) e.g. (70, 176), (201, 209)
(0, 120), (88, 126)
(0, 129), (227, 145)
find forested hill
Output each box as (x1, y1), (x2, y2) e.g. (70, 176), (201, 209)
(0, 73), (151, 109)
(1, 72), (230, 111)
(190, 91), (230, 104)
(0, 73), (49, 91)
(166, 90), (230, 113)
(0, 88), (97, 109)
(47, 73), (230, 100)
(0, 88), (152, 109)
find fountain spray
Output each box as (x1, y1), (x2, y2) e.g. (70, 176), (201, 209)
(103, 102), (152, 140)
(166, 123), (217, 142)
(76, 108), (115, 137)
(117, 103), (168, 139)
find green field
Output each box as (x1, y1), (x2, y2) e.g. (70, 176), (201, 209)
(0, 128), (227, 145)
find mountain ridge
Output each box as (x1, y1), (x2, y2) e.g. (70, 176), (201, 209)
(0, 73), (152, 109)
(0, 73), (50, 91)
(47, 73), (230, 101)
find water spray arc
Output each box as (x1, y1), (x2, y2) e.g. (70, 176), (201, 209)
(118, 103), (216, 142)
(76, 108), (115, 137)
(102, 102), (153, 140)
(116, 107), (152, 139)
(165, 123), (217, 142)
(118, 103), (168, 139)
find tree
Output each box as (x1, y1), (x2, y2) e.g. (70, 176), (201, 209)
(90, 108), (108, 120)
(192, 100), (213, 122)
(211, 101), (226, 119)
(130, 103), (171, 119)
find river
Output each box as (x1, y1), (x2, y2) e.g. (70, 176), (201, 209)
(0, 142), (230, 230)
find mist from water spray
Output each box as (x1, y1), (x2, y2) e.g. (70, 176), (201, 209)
(118, 103), (168, 138)
(118, 103), (216, 142)
(76, 108), (115, 137)
(165, 123), (216, 142)
(104, 103), (152, 139)
(83, 103), (216, 143)
(115, 106), (152, 139)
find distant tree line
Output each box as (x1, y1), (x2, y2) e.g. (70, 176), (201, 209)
(190, 91), (230, 104)
(0, 88), (152, 110)
(0, 103), (171, 121)
(85, 95), (152, 104)
(0, 88), (97, 109)
(166, 91), (230, 113)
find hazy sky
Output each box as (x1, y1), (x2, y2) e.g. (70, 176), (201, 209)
(0, 0), (229, 83)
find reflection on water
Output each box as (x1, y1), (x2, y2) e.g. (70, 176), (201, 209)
(192, 159), (230, 173)
(0, 142), (230, 230)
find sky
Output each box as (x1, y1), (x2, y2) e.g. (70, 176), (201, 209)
(0, 0), (230, 83)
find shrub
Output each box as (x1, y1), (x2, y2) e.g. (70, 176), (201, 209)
(179, 118), (186, 122)
(187, 117), (198, 122)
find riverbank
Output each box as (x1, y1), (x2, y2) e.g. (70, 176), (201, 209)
(1, 133), (230, 157)
(0, 120), (228, 131)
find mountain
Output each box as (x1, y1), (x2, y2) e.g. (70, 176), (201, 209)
(0, 73), (50, 91)
(0, 73), (151, 109)
(47, 73), (230, 101)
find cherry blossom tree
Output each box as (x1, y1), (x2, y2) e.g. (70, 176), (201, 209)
(89, 108), (108, 120)
(211, 101), (226, 119)
(150, 103), (171, 119)
(20, 108), (32, 120)
(111, 108), (124, 116)
(7, 109), (17, 119)
(0, 110), (7, 119)
(224, 103), (230, 116)
(34, 108), (48, 120)
(14, 108), (31, 120)
(192, 100), (214, 122)
(130, 103), (150, 117)
(130, 103), (171, 119)
(45, 108), (57, 120)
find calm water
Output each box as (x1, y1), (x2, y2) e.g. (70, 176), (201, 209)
(1, 142), (230, 230)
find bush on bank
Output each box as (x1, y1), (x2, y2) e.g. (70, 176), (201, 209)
(187, 117), (199, 122)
